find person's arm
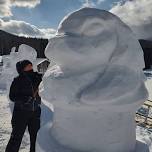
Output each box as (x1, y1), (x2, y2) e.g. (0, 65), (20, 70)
(9, 78), (29, 103)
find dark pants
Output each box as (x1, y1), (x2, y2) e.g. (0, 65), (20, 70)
(5, 107), (41, 152)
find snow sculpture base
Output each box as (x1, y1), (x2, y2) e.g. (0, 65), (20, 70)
(38, 8), (148, 152)
(37, 103), (149, 152)
(135, 141), (149, 152)
(37, 131), (149, 152)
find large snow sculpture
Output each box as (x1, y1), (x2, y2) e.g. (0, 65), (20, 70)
(38, 8), (148, 152)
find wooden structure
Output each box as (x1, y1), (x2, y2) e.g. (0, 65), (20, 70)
(136, 100), (152, 128)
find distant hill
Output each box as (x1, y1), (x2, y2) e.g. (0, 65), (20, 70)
(139, 39), (152, 69)
(0, 30), (48, 58)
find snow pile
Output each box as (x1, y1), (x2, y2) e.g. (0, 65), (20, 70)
(38, 8), (147, 152)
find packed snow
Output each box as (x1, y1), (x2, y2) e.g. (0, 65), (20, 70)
(37, 8), (148, 152)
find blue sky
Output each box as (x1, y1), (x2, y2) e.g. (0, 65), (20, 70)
(0, 0), (152, 40)
(11, 0), (120, 28)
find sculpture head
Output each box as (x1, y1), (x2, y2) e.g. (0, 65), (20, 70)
(43, 7), (147, 110)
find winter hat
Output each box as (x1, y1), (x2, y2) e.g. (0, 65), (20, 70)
(16, 60), (32, 74)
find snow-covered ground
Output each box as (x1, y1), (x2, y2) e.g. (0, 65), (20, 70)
(0, 90), (30, 152)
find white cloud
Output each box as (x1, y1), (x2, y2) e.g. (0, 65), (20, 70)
(11, 0), (40, 8)
(0, 19), (56, 39)
(0, 0), (55, 39)
(97, 0), (105, 5)
(0, 0), (40, 17)
(0, 0), (12, 17)
(110, 0), (152, 40)
(81, 0), (95, 7)
(81, 0), (105, 8)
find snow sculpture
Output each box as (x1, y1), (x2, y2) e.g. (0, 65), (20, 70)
(1, 44), (38, 98)
(38, 8), (148, 152)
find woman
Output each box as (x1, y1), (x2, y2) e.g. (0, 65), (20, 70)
(5, 60), (42, 152)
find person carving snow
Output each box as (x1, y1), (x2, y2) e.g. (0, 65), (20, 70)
(5, 60), (42, 152)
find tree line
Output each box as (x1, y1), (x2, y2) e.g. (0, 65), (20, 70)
(0, 30), (48, 58)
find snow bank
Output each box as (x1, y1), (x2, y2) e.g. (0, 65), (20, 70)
(38, 8), (148, 152)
